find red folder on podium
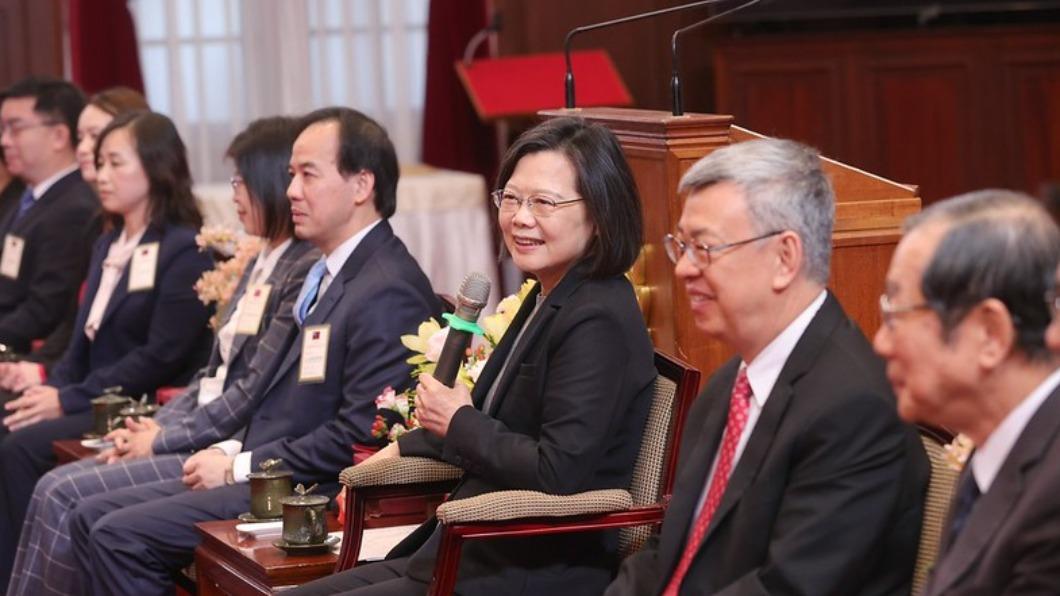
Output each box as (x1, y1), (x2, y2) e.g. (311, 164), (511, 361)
(456, 50), (632, 121)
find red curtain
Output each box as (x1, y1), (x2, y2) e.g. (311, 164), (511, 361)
(421, 0), (497, 182)
(69, 0), (144, 95)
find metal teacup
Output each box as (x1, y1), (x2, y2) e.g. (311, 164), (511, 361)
(118, 403), (160, 423)
(248, 461), (293, 520)
(90, 394), (134, 436)
(280, 492), (329, 545)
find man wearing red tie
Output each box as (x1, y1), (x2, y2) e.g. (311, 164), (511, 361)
(606, 138), (929, 596)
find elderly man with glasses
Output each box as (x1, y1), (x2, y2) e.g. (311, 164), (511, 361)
(874, 189), (1060, 595)
(607, 138), (929, 596)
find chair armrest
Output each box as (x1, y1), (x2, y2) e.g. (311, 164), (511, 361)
(340, 456), (463, 488)
(436, 489), (633, 525)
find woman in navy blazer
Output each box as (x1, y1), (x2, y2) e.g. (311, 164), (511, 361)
(0, 111), (213, 578)
(291, 118), (658, 596)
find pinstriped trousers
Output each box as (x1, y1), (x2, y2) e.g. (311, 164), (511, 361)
(6, 454), (188, 596)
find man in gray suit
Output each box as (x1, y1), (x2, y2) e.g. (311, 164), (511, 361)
(873, 189), (1060, 595)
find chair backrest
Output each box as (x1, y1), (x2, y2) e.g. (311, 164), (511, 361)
(618, 350), (701, 557)
(911, 425), (960, 596)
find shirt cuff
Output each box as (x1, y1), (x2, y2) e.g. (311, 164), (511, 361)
(211, 439), (243, 457)
(233, 451), (253, 483)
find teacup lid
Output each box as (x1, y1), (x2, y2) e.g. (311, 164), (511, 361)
(247, 458), (293, 480)
(279, 482), (328, 506)
(119, 403), (160, 416)
(92, 386), (133, 404)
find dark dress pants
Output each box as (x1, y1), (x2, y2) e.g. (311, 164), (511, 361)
(0, 409), (93, 591)
(68, 479), (250, 596)
(285, 556), (425, 596)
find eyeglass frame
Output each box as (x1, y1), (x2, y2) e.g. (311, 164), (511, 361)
(490, 189), (584, 218)
(663, 229), (783, 269)
(229, 175), (246, 190)
(878, 293), (935, 329)
(1044, 288), (1060, 318)
(0, 119), (60, 138)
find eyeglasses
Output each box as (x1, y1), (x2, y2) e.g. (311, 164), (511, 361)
(663, 230), (783, 269)
(229, 175), (245, 190)
(491, 189), (583, 218)
(1045, 288), (1060, 318)
(878, 294), (934, 329)
(0, 120), (59, 137)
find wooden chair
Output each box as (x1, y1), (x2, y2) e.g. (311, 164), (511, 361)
(911, 425), (960, 596)
(334, 350), (700, 595)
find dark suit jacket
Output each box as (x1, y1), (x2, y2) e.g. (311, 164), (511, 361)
(396, 264), (657, 596)
(608, 292), (930, 596)
(237, 221), (438, 484)
(0, 169), (99, 353)
(924, 382), (1060, 595)
(47, 222), (214, 414)
(153, 239), (318, 426)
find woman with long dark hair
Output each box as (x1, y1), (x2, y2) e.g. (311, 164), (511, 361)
(0, 111), (214, 587)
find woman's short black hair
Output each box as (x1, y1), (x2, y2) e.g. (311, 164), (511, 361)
(496, 117), (643, 279)
(226, 117), (297, 242)
(296, 107), (399, 218)
(96, 111), (202, 230)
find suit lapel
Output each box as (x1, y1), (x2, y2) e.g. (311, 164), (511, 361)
(263, 222), (393, 394)
(71, 230), (114, 334)
(702, 293), (844, 547)
(223, 254), (260, 360)
(469, 282), (540, 410)
(98, 224), (164, 331)
(929, 383), (1060, 593)
(5, 170), (80, 235)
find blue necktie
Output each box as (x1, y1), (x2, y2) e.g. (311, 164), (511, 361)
(947, 472), (980, 546)
(13, 187), (34, 222)
(293, 260), (328, 326)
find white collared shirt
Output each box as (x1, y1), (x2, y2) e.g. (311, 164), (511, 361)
(692, 290), (827, 519)
(83, 227), (148, 340)
(30, 163), (79, 200)
(219, 222), (382, 482)
(970, 367), (1060, 493)
(200, 239), (293, 406)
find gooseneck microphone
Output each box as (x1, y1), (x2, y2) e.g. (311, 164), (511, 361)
(563, 0), (729, 110)
(434, 272), (491, 387)
(670, 0), (763, 115)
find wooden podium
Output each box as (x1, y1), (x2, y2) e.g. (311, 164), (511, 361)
(540, 107), (921, 384)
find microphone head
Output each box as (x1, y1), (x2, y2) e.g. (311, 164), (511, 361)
(457, 272), (491, 310)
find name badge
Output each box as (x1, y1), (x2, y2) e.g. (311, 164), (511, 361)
(235, 283), (271, 335)
(299, 324), (330, 383)
(128, 242), (159, 292)
(0, 234), (25, 280)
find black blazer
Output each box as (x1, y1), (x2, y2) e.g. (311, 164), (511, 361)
(47, 222), (214, 414)
(397, 264), (657, 596)
(608, 293), (930, 596)
(238, 221), (439, 484)
(924, 381), (1060, 595)
(0, 169), (99, 353)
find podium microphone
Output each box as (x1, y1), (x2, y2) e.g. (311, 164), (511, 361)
(563, 0), (729, 109)
(434, 272), (491, 387)
(670, 0), (763, 116)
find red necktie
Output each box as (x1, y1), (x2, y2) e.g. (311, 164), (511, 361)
(662, 367), (752, 596)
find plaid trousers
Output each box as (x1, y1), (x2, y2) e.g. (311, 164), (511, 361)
(6, 454), (187, 596)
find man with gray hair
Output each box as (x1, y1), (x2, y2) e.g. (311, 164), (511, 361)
(874, 190), (1060, 595)
(607, 138), (928, 595)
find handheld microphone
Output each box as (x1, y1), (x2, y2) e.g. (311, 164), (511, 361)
(670, 0), (763, 115)
(434, 272), (491, 387)
(563, 0), (729, 109)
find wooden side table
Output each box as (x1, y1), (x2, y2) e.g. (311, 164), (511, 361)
(194, 516), (341, 596)
(53, 439), (94, 465)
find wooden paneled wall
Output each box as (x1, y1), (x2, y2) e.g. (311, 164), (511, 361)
(0, 0), (64, 89)
(714, 25), (1060, 203)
